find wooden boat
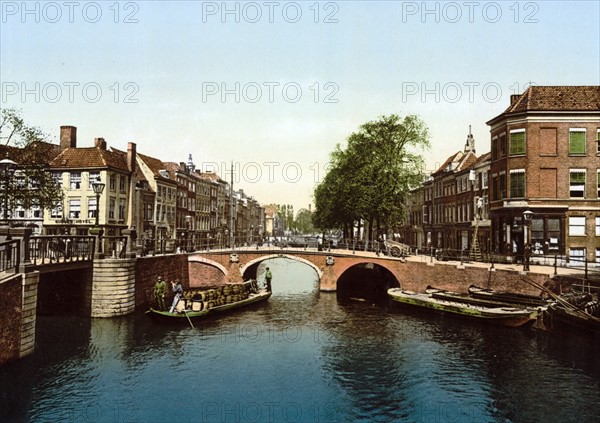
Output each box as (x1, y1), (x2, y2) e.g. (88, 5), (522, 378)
(425, 286), (532, 309)
(546, 301), (600, 337)
(468, 284), (548, 307)
(146, 289), (272, 324)
(387, 287), (537, 327)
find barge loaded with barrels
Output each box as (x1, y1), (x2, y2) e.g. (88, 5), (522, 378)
(146, 281), (271, 324)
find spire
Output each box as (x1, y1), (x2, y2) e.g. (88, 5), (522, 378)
(187, 153), (195, 173)
(465, 125), (475, 153)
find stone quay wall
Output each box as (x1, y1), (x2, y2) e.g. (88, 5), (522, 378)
(0, 274), (24, 364)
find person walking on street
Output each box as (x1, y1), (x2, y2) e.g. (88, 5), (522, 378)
(154, 276), (166, 311)
(169, 280), (184, 313)
(265, 267), (273, 292)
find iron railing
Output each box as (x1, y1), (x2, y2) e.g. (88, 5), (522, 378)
(28, 235), (95, 266)
(0, 239), (20, 274)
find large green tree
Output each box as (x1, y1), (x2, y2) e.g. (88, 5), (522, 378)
(313, 114), (429, 240)
(0, 108), (63, 216)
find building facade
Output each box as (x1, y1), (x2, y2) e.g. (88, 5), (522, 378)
(487, 86), (600, 264)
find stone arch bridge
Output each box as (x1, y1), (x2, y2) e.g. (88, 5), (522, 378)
(188, 249), (408, 291)
(187, 248), (553, 295)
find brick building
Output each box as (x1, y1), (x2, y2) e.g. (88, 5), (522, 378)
(487, 86), (600, 264)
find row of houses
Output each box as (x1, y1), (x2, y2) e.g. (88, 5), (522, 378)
(401, 86), (600, 264)
(1, 126), (268, 252)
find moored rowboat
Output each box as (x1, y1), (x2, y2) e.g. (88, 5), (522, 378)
(468, 285), (548, 307)
(387, 288), (536, 327)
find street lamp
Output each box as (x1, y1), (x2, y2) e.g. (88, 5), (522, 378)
(523, 210), (533, 271)
(92, 181), (105, 226)
(91, 180), (105, 258)
(0, 155), (18, 240)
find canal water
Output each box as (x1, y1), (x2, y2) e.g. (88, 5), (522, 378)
(1, 258), (600, 423)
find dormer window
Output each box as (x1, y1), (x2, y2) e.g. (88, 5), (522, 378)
(159, 170), (170, 179)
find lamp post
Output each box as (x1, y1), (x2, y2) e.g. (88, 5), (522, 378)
(0, 155), (18, 240)
(92, 181), (105, 226)
(90, 181), (105, 258)
(523, 210), (533, 271)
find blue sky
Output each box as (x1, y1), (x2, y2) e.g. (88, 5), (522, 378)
(1, 1), (599, 211)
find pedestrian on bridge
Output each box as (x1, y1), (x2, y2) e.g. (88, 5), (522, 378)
(154, 276), (166, 311)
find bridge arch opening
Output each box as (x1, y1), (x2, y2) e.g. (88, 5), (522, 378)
(337, 262), (400, 302)
(243, 256), (320, 296)
(37, 268), (93, 316)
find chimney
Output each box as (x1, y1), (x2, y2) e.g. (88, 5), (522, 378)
(510, 94), (520, 105)
(127, 142), (136, 173)
(60, 126), (77, 150)
(94, 138), (107, 150)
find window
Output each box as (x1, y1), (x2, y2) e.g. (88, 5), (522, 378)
(499, 133), (507, 157)
(51, 203), (62, 219)
(109, 174), (116, 191)
(597, 129), (600, 155)
(569, 248), (585, 266)
(531, 218), (544, 255)
(88, 172), (100, 188)
(499, 173), (506, 199)
(68, 198), (81, 218)
(509, 129), (525, 156)
(70, 172), (81, 190)
(52, 172), (62, 187)
(510, 170), (525, 198)
(109, 198), (115, 219)
(569, 216), (586, 236)
(491, 175), (498, 200)
(597, 170), (600, 198)
(482, 172), (488, 189)
(569, 170), (586, 198)
(88, 197), (97, 218)
(596, 248), (600, 264)
(15, 175), (25, 189)
(145, 203), (153, 222)
(491, 136), (497, 160)
(596, 217), (600, 236)
(569, 129), (586, 154)
(422, 205), (429, 224)
(119, 175), (126, 193)
(118, 199), (126, 220)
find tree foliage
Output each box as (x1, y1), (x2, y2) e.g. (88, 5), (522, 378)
(0, 108), (63, 214)
(313, 114), (430, 238)
(294, 208), (315, 234)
